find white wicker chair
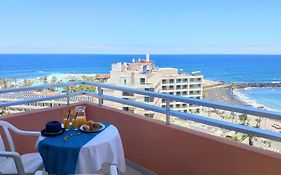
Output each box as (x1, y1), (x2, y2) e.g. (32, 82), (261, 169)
(0, 121), (44, 175)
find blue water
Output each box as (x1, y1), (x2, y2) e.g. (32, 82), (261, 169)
(1, 54), (281, 111)
(235, 88), (281, 112)
(0, 54), (281, 82)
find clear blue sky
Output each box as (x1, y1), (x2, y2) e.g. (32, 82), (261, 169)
(0, 0), (280, 54)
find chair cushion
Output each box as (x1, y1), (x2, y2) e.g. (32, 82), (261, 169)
(0, 152), (43, 174)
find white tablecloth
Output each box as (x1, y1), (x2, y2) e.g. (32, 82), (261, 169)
(36, 125), (126, 173)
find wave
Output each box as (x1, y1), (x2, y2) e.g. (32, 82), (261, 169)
(244, 87), (254, 90)
(36, 73), (97, 82)
(233, 89), (276, 111)
(233, 89), (266, 108)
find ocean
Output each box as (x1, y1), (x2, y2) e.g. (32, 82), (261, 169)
(0, 54), (281, 111)
(233, 88), (281, 112)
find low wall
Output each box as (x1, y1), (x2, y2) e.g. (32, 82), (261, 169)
(86, 102), (281, 175)
(1, 102), (281, 175)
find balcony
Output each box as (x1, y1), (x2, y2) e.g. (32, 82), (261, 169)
(1, 81), (281, 175)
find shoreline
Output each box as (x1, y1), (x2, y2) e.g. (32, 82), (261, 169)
(2, 74), (280, 111)
(204, 85), (248, 106)
(235, 82), (281, 88)
(204, 81), (281, 112)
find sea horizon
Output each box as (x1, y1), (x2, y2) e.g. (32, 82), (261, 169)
(1, 54), (281, 82)
(1, 54), (281, 112)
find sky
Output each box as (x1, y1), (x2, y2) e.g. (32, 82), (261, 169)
(0, 0), (280, 54)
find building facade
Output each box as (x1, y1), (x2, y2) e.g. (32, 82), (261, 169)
(104, 54), (203, 118)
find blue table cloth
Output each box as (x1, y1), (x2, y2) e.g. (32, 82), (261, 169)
(38, 123), (110, 175)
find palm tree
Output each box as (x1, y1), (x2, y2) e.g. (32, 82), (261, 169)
(230, 83), (238, 91)
(23, 79), (33, 87)
(202, 88), (207, 98)
(12, 77), (17, 87)
(248, 135), (254, 146)
(257, 106), (266, 129)
(50, 76), (58, 84)
(239, 114), (248, 125)
(49, 76), (59, 91)
(39, 76), (48, 84)
(255, 118), (261, 128)
(0, 77), (9, 88)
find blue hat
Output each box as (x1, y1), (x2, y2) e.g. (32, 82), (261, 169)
(41, 121), (64, 137)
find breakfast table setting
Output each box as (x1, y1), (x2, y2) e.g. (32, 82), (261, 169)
(35, 106), (126, 175)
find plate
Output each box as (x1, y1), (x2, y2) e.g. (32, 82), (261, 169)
(79, 122), (105, 133)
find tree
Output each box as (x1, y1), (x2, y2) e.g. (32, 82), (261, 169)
(43, 76), (48, 84)
(230, 83), (238, 91)
(0, 77), (9, 88)
(23, 79), (33, 87)
(48, 76), (59, 91)
(50, 76), (58, 84)
(257, 106), (266, 128)
(12, 77), (17, 87)
(239, 114), (248, 125)
(255, 118), (261, 128)
(39, 76), (48, 84)
(248, 135), (254, 146)
(202, 88), (207, 98)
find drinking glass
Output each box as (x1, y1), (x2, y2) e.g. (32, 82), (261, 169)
(63, 118), (70, 129)
(75, 106), (87, 126)
(72, 119), (78, 130)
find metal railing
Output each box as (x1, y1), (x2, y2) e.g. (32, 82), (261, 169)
(1, 81), (281, 142)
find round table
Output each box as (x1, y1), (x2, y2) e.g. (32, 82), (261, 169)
(36, 124), (126, 174)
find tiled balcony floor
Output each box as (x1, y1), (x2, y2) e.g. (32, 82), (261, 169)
(92, 163), (148, 175)
(38, 164), (147, 175)
(123, 166), (144, 175)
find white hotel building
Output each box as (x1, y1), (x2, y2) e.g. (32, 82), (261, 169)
(104, 54), (203, 118)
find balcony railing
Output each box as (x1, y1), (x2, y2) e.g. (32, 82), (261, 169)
(1, 81), (281, 142)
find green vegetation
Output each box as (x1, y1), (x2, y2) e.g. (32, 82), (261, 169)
(202, 88), (207, 98)
(69, 75), (97, 92)
(239, 114), (248, 125)
(255, 118), (261, 128)
(39, 76), (48, 84)
(230, 83), (238, 90)
(0, 108), (10, 116)
(0, 77), (9, 88)
(23, 79), (33, 87)
(12, 77), (17, 88)
(51, 76), (59, 84)
(70, 85), (96, 92)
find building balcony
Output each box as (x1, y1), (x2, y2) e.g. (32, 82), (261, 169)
(1, 81), (281, 175)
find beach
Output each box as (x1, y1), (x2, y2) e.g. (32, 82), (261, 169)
(204, 83), (247, 106)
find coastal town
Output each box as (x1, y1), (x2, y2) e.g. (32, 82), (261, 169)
(1, 54), (281, 153)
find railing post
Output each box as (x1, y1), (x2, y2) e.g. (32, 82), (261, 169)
(98, 87), (103, 106)
(66, 86), (70, 105)
(166, 99), (170, 125)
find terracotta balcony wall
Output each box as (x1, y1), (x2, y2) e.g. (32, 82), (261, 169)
(1, 102), (281, 175)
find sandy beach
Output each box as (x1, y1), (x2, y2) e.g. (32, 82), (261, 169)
(204, 83), (247, 106)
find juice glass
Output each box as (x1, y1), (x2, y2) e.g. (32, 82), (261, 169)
(77, 116), (87, 126)
(75, 106), (87, 126)
(72, 119), (78, 130)
(63, 118), (70, 129)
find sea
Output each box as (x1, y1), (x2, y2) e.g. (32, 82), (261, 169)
(0, 54), (281, 111)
